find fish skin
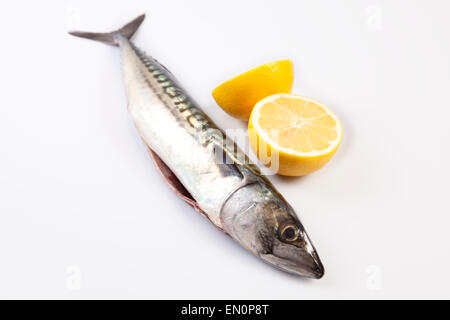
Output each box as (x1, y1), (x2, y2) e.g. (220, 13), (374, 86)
(69, 15), (324, 279)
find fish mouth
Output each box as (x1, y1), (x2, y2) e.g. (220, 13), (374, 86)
(260, 249), (324, 279)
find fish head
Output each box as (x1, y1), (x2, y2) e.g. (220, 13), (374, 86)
(221, 184), (324, 279)
(257, 201), (324, 279)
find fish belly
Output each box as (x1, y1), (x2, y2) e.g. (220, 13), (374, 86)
(119, 39), (246, 227)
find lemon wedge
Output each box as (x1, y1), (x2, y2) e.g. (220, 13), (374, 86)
(212, 60), (294, 120)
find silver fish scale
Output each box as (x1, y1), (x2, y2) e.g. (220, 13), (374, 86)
(119, 36), (261, 227)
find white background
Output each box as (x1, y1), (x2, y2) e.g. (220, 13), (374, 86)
(0, 0), (449, 299)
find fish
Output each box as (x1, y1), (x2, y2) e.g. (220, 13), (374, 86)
(69, 14), (324, 279)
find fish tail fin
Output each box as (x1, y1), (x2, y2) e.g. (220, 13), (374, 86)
(68, 14), (145, 46)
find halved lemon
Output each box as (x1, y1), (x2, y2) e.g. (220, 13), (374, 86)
(248, 94), (342, 176)
(212, 60), (294, 120)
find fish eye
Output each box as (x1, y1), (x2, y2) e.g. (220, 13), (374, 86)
(280, 225), (298, 242)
